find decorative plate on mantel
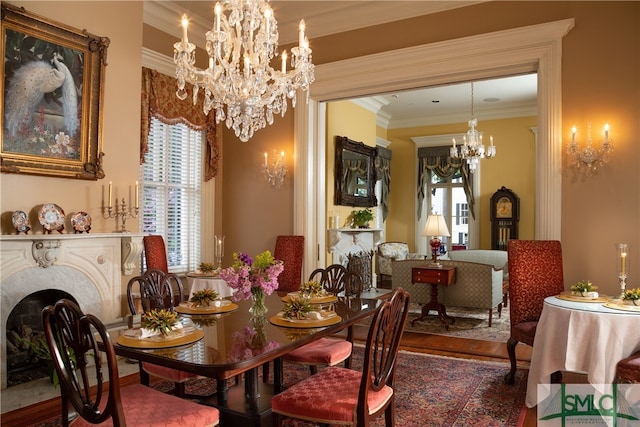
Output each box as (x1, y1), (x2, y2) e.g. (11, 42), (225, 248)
(11, 210), (30, 234)
(38, 203), (65, 234)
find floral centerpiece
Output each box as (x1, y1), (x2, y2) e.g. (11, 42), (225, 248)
(282, 296), (313, 320)
(219, 250), (284, 316)
(189, 288), (219, 307)
(198, 262), (216, 274)
(570, 280), (598, 298)
(141, 308), (179, 337)
(299, 280), (325, 297)
(622, 288), (640, 306)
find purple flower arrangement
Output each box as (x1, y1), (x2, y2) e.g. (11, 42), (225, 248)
(219, 250), (284, 302)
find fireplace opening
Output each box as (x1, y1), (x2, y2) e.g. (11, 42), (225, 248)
(5, 289), (76, 387)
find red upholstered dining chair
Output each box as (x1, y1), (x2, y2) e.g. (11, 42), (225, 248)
(284, 267), (363, 374)
(504, 240), (565, 385)
(272, 288), (410, 427)
(615, 351), (640, 383)
(143, 235), (169, 273)
(127, 269), (197, 397)
(273, 235), (305, 292)
(42, 299), (219, 427)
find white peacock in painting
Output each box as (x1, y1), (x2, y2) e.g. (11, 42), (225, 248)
(3, 28), (82, 159)
(4, 52), (78, 138)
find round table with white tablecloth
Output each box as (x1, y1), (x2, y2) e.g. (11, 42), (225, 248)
(525, 295), (640, 408)
(186, 274), (234, 300)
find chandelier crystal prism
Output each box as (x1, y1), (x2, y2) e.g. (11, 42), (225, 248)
(173, 0), (315, 142)
(450, 82), (496, 172)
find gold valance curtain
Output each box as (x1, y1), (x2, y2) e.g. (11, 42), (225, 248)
(375, 146), (392, 222)
(416, 146), (475, 221)
(140, 67), (220, 181)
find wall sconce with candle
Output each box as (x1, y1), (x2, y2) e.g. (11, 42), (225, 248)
(103, 181), (139, 232)
(566, 121), (613, 177)
(263, 150), (287, 189)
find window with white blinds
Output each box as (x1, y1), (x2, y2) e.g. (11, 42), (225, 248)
(140, 117), (202, 273)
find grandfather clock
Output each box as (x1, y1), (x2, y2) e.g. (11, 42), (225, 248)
(490, 186), (519, 250)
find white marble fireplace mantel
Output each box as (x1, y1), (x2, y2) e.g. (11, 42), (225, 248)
(0, 232), (144, 390)
(327, 228), (384, 265)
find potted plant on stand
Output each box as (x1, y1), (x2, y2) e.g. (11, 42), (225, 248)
(351, 208), (374, 228)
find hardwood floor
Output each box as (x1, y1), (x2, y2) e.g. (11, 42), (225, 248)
(3, 326), (540, 427)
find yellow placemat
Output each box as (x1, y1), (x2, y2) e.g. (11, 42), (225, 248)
(117, 329), (204, 349)
(175, 302), (238, 315)
(604, 302), (640, 313)
(556, 293), (610, 303)
(283, 293), (338, 305)
(269, 313), (342, 328)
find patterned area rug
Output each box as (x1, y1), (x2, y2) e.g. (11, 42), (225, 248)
(31, 347), (527, 427)
(403, 303), (511, 342)
(152, 347), (527, 427)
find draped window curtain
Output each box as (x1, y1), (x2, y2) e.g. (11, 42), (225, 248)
(375, 146), (392, 222)
(140, 67), (220, 181)
(416, 146), (475, 221)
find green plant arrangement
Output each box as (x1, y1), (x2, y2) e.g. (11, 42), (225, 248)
(570, 280), (598, 296)
(19, 335), (74, 386)
(622, 288), (640, 306)
(351, 208), (374, 228)
(282, 296), (313, 320)
(199, 262), (216, 273)
(189, 288), (219, 307)
(141, 308), (179, 336)
(300, 280), (324, 297)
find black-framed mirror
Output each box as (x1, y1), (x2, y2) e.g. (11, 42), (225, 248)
(334, 136), (378, 207)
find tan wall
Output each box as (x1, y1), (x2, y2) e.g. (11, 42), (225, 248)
(384, 116), (537, 250)
(1, 2), (638, 297)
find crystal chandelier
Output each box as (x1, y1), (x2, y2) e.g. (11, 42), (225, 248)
(173, 0), (315, 142)
(450, 82), (496, 172)
(567, 121), (613, 177)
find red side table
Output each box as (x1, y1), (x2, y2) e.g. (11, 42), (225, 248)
(411, 266), (456, 329)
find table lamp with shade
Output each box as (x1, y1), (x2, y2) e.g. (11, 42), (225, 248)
(423, 214), (451, 267)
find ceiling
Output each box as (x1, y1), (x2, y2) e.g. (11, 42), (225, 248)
(146, 1), (537, 128)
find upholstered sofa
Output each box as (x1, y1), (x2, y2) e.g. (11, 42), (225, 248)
(375, 242), (424, 287)
(447, 249), (509, 306)
(391, 257), (505, 326)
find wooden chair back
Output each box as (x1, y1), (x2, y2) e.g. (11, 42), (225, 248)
(143, 235), (169, 273)
(127, 268), (184, 314)
(309, 264), (349, 295)
(42, 299), (125, 426)
(357, 288), (410, 425)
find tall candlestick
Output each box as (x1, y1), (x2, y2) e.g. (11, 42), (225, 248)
(108, 181), (112, 207)
(135, 181), (139, 208)
(181, 14), (189, 43)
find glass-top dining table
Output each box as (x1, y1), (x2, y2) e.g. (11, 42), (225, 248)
(109, 291), (382, 426)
